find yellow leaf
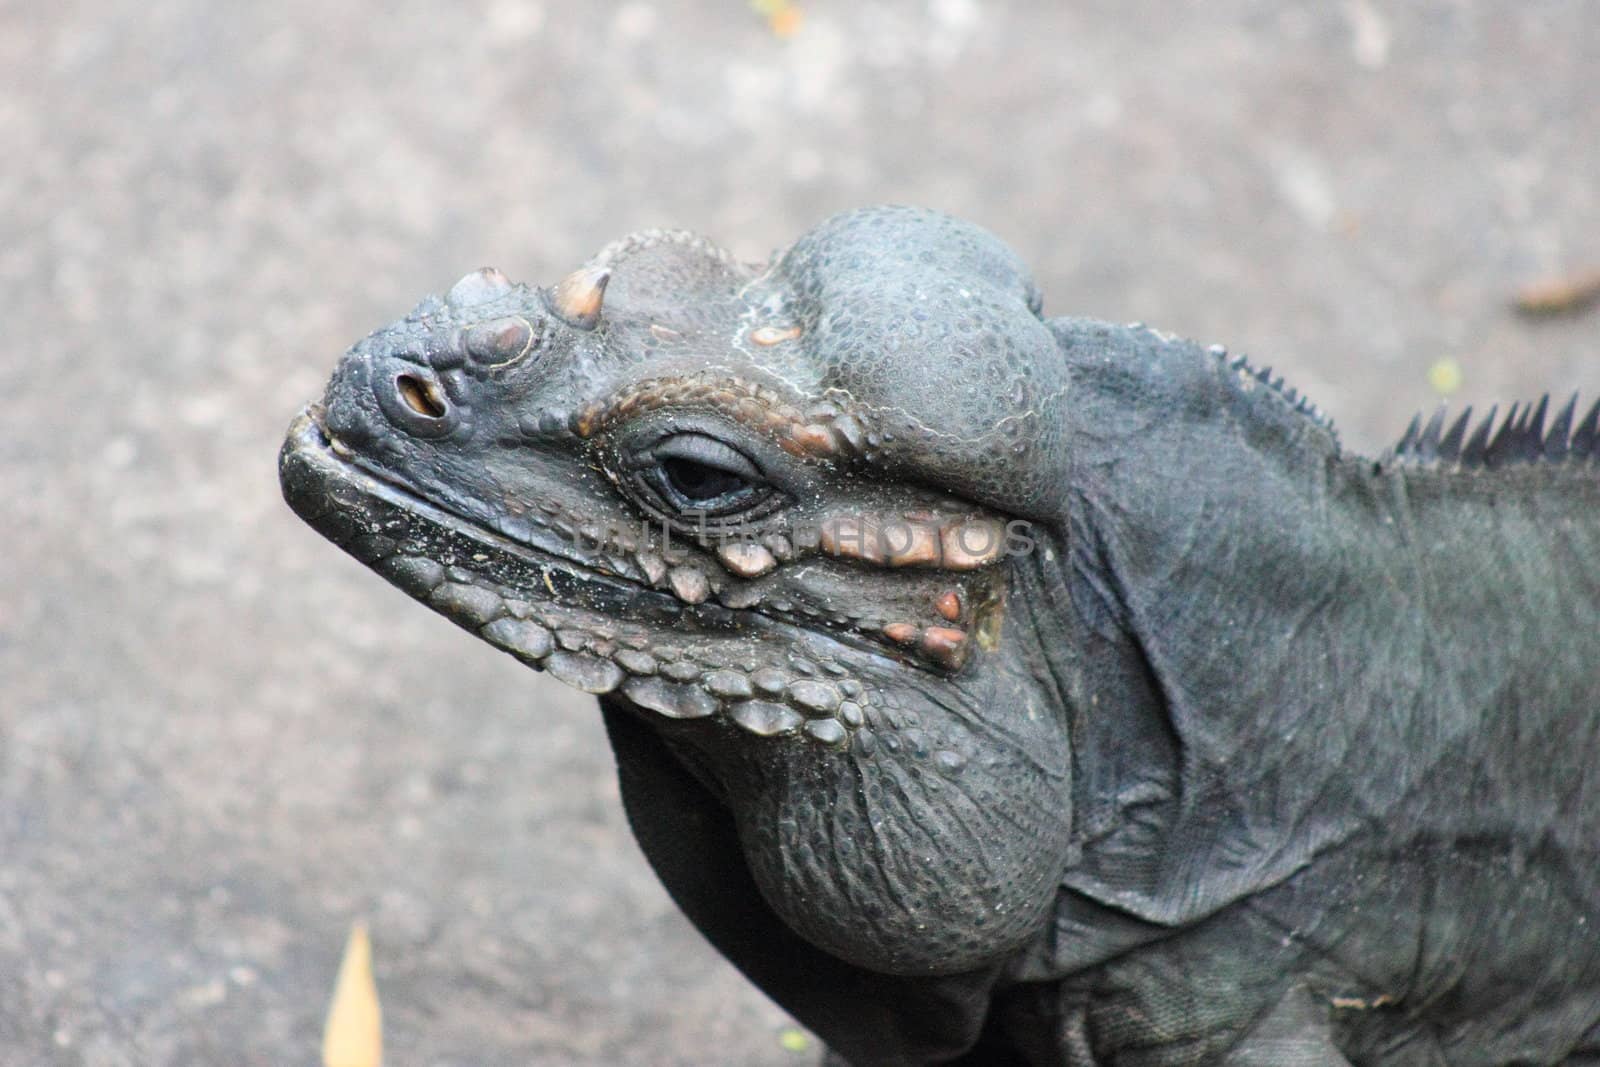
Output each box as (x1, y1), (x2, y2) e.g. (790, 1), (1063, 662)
(769, 6), (803, 37)
(323, 922), (383, 1067)
(778, 1026), (811, 1053)
(1513, 268), (1600, 317)
(1427, 358), (1463, 397)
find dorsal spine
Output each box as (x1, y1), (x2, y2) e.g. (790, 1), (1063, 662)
(1390, 393), (1600, 469)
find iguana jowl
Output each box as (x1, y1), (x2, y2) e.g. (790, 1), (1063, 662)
(280, 207), (1600, 1065)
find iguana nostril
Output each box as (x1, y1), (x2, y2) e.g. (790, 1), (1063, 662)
(396, 374), (447, 419)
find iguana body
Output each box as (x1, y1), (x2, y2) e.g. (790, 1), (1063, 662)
(280, 207), (1600, 1065)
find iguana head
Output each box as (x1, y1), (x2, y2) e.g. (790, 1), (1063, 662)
(281, 206), (1076, 975)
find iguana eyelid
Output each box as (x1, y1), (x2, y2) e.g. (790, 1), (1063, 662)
(603, 410), (812, 491)
(648, 433), (765, 484)
(629, 435), (784, 522)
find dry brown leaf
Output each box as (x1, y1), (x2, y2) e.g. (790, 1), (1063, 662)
(322, 921), (383, 1067)
(1514, 268), (1600, 317)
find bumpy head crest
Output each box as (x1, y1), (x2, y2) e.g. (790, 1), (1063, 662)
(567, 208), (1067, 516)
(761, 206), (1065, 516)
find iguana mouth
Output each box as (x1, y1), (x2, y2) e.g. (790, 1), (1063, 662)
(280, 406), (892, 745)
(282, 407), (693, 621)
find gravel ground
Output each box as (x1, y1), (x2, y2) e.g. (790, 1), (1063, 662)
(3, 1), (1596, 1064)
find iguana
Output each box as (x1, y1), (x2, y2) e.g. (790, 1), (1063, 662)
(279, 206), (1600, 1065)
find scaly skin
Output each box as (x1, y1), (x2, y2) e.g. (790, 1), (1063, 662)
(281, 206), (1600, 1065)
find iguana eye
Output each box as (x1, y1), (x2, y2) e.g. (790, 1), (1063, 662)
(662, 456), (748, 502)
(637, 433), (777, 519)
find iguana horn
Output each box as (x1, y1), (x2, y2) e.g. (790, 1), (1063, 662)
(445, 267), (512, 308)
(549, 266), (611, 330)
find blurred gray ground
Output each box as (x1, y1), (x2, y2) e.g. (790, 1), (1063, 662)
(1, 0), (1596, 1063)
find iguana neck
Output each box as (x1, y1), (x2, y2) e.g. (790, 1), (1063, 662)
(1037, 320), (1599, 939)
